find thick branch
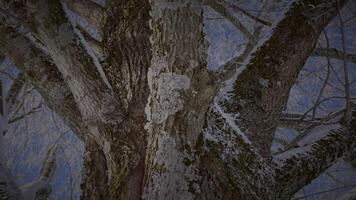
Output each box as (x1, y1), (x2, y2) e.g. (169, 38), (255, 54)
(275, 116), (356, 199)
(3, 1), (152, 199)
(99, 1), (152, 199)
(29, 0), (124, 125)
(0, 24), (110, 199)
(201, 103), (274, 199)
(0, 25), (86, 139)
(224, 0), (349, 157)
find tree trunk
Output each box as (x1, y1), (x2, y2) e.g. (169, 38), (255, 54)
(0, 0), (355, 199)
(143, 0), (216, 199)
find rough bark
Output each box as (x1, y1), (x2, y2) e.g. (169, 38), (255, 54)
(275, 106), (356, 199)
(0, 0), (355, 199)
(81, 139), (109, 200)
(143, 1), (216, 199)
(28, 2), (151, 200)
(0, 25), (84, 139)
(224, 0), (348, 157)
(199, 0), (350, 199)
(0, 22), (109, 200)
(64, 0), (104, 29)
(30, 0), (123, 125)
(101, 1), (152, 199)
(1, 1), (151, 199)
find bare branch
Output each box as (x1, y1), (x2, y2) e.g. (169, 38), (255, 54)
(63, 0), (104, 29)
(222, 0), (272, 26)
(20, 147), (57, 200)
(215, 0), (274, 79)
(339, 10), (352, 122)
(275, 105), (356, 199)
(205, 0), (256, 43)
(29, 0), (123, 123)
(5, 73), (25, 110)
(312, 48), (356, 64)
(275, 127), (355, 199)
(293, 185), (356, 200)
(221, 0), (349, 156)
(0, 115), (22, 200)
(7, 103), (41, 124)
(0, 23), (87, 140)
(338, 186), (356, 200)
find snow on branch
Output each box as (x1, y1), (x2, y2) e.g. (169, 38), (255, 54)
(219, 0), (349, 157)
(274, 105), (356, 199)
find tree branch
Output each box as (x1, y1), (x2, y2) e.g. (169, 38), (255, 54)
(205, 0), (256, 43)
(222, 0), (272, 26)
(0, 24), (86, 140)
(63, 0), (104, 29)
(29, 0), (123, 124)
(0, 115), (22, 200)
(5, 72), (25, 111)
(338, 186), (356, 200)
(220, 0), (349, 157)
(0, 18), (110, 200)
(20, 147), (57, 200)
(274, 106), (356, 199)
(312, 47), (356, 64)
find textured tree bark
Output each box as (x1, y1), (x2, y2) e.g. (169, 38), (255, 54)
(28, 2), (154, 200)
(100, 1), (151, 199)
(197, 0), (350, 199)
(64, 0), (104, 29)
(143, 0), (216, 199)
(0, 25), (84, 140)
(224, 0), (348, 157)
(81, 139), (109, 200)
(1, 0), (355, 199)
(0, 24), (110, 199)
(275, 124), (356, 199)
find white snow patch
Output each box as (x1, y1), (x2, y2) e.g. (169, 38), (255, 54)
(273, 145), (312, 166)
(298, 123), (341, 146)
(147, 67), (191, 124)
(213, 100), (252, 144)
(144, 131), (199, 200)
